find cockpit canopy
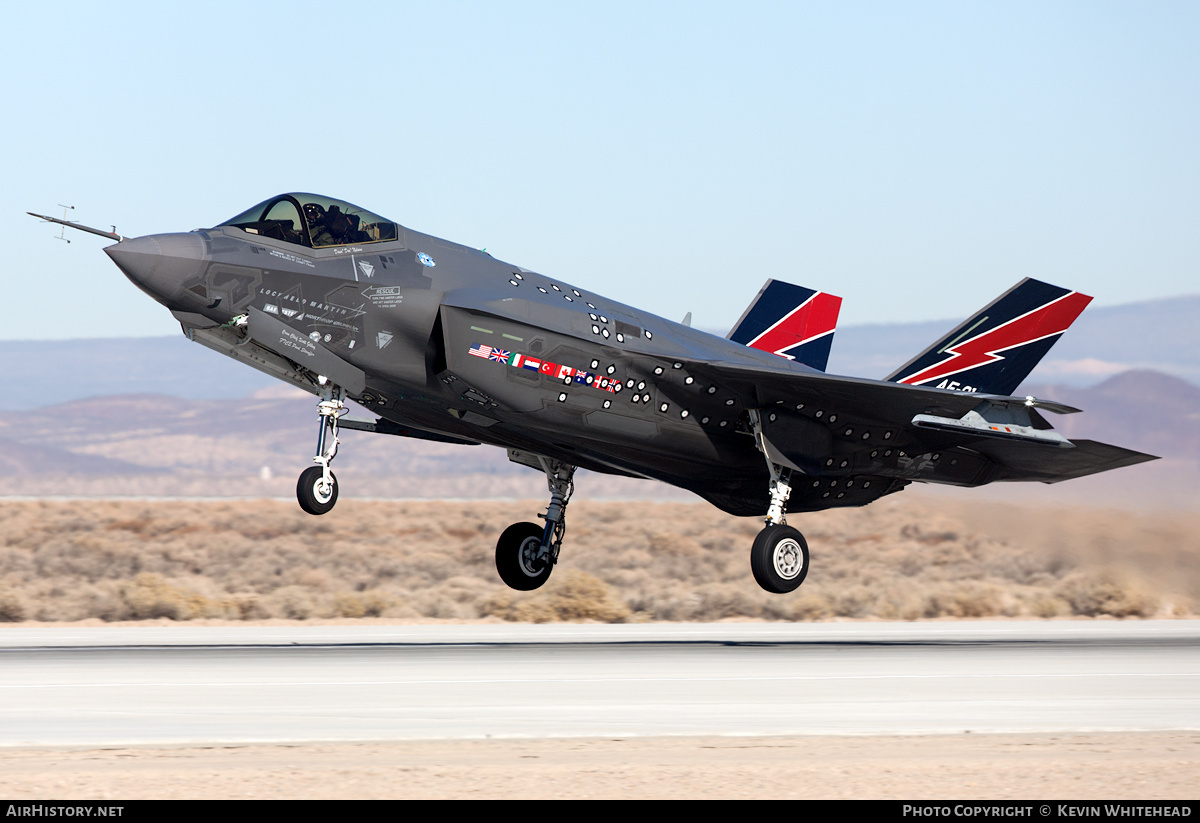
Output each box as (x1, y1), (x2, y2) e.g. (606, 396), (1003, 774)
(219, 193), (399, 249)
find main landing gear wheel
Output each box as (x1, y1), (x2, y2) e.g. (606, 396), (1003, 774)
(297, 466), (339, 515)
(496, 522), (553, 591)
(751, 525), (810, 594)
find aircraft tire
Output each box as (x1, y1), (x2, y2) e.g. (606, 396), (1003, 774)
(496, 522), (553, 591)
(750, 525), (809, 593)
(297, 466), (338, 515)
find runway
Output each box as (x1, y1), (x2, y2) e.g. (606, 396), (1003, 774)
(1, 622), (1197, 747)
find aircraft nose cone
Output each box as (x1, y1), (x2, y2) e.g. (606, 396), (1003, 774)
(105, 233), (207, 306)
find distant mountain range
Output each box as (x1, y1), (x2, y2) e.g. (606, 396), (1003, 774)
(1, 293), (1197, 411)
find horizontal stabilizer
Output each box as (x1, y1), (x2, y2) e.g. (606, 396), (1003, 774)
(728, 279), (842, 371)
(886, 278), (1091, 396)
(983, 439), (1157, 484)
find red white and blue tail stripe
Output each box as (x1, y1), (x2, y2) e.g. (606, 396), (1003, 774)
(727, 279), (843, 372)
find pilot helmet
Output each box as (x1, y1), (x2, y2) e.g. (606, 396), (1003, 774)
(303, 202), (326, 226)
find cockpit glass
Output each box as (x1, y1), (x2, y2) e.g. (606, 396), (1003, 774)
(297, 194), (399, 247)
(218, 194), (399, 249)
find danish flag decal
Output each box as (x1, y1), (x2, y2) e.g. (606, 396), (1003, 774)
(886, 278), (1092, 397)
(727, 279), (843, 372)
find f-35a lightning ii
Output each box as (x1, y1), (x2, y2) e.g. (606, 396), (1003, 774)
(31, 194), (1155, 593)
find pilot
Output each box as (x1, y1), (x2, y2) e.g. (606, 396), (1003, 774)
(304, 203), (335, 247)
(325, 204), (352, 244)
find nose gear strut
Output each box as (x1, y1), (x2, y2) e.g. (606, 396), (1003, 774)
(296, 383), (347, 515)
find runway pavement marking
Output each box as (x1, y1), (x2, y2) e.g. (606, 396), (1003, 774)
(2, 672), (1198, 689)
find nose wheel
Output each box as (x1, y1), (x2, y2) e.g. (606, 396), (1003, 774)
(297, 466), (339, 515)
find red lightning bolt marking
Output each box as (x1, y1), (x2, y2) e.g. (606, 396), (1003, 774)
(897, 291), (1093, 386)
(749, 292), (843, 359)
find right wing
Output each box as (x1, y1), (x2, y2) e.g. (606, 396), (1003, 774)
(668, 351), (1155, 488)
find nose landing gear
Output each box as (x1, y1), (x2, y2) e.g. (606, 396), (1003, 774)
(297, 385), (346, 515)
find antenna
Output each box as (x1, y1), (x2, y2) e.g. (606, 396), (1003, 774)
(55, 204), (75, 244)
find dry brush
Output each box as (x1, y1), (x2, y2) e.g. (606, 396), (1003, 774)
(0, 497), (1193, 624)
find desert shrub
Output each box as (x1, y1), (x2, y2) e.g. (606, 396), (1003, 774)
(686, 583), (759, 621)
(268, 586), (315, 620)
(647, 532), (703, 558)
(483, 571), (630, 623)
(411, 585), (481, 619)
(331, 592), (369, 619)
(789, 591), (834, 621)
(116, 573), (239, 620)
(873, 582), (926, 621)
(832, 585), (875, 618)
(229, 594), (271, 620)
(546, 571), (630, 622)
(118, 574), (187, 619)
(923, 582), (1005, 618)
(0, 589), (25, 622)
(1055, 571), (1159, 618)
(1024, 591), (1070, 619)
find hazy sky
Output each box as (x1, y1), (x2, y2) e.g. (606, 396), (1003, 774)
(4, 1), (1198, 340)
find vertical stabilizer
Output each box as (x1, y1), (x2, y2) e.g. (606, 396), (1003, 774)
(885, 278), (1092, 395)
(727, 279), (842, 371)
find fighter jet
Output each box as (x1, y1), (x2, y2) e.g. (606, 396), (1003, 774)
(30, 194), (1155, 593)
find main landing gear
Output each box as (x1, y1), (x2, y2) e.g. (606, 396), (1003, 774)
(297, 385), (346, 515)
(495, 458), (575, 591)
(748, 410), (811, 594)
